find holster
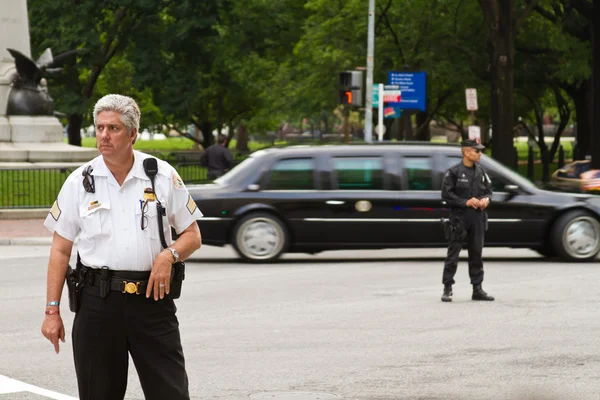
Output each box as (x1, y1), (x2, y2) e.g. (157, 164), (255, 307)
(170, 261), (186, 299)
(66, 264), (88, 313)
(441, 216), (467, 243)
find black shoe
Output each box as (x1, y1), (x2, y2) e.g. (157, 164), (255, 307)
(441, 285), (453, 302)
(472, 285), (495, 301)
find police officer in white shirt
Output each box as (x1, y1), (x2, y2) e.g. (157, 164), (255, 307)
(41, 94), (202, 400)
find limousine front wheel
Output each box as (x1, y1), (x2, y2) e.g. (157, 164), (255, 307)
(552, 210), (600, 262)
(232, 212), (289, 262)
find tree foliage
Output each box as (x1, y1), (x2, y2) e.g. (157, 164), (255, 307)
(27, 0), (593, 167)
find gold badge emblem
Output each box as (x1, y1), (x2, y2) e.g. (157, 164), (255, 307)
(355, 200), (372, 212)
(143, 188), (156, 201)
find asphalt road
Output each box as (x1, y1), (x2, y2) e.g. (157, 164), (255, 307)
(1, 245), (599, 400)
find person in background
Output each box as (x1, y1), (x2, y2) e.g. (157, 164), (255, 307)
(201, 134), (233, 180)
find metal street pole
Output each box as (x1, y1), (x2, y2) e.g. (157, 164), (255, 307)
(378, 83), (384, 141)
(364, 0), (375, 143)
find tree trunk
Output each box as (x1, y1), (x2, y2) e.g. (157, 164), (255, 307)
(403, 112), (413, 140)
(227, 121), (235, 147)
(479, 0), (516, 168)
(415, 111), (430, 141)
(67, 113), (83, 147)
(567, 79), (592, 160)
(200, 121), (213, 150)
(236, 123), (249, 153)
(193, 124), (201, 151)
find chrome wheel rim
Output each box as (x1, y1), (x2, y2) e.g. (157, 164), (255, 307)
(562, 216), (600, 259)
(236, 217), (284, 260)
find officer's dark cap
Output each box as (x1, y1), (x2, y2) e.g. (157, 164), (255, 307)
(461, 139), (485, 150)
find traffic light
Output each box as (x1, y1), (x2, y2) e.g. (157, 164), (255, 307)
(338, 71), (363, 107)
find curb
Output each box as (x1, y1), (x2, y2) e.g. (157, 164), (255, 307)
(0, 209), (49, 220)
(0, 237), (53, 246)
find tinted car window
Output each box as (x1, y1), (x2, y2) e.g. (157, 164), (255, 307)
(265, 158), (315, 190)
(487, 170), (512, 192)
(334, 157), (384, 190)
(404, 157), (433, 190)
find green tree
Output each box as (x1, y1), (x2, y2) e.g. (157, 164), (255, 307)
(29, 0), (174, 146)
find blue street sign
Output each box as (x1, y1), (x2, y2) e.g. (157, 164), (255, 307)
(387, 71), (427, 111)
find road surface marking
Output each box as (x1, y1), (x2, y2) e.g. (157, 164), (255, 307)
(0, 374), (77, 400)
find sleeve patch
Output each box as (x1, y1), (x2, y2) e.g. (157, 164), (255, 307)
(50, 200), (62, 221)
(172, 172), (185, 189)
(186, 195), (198, 215)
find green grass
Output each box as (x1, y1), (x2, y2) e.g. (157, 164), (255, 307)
(78, 137), (277, 153)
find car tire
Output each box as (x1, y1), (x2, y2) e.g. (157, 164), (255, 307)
(551, 210), (600, 262)
(231, 212), (289, 263)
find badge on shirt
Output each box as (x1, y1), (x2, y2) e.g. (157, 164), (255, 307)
(172, 172), (185, 190)
(143, 188), (156, 201)
(50, 200), (61, 221)
(88, 200), (101, 211)
(186, 194), (197, 215)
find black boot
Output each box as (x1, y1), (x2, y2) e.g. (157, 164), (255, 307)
(441, 285), (453, 302)
(472, 284), (494, 301)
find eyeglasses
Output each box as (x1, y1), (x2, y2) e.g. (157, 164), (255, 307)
(82, 166), (95, 193)
(473, 148), (481, 153)
(140, 200), (149, 230)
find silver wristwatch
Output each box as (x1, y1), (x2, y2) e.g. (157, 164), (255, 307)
(166, 247), (180, 263)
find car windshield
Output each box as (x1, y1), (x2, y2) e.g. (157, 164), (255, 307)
(213, 153), (262, 185)
(481, 154), (537, 190)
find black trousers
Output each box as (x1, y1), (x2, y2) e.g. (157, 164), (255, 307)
(442, 209), (486, 286)
(72, 285), (189, 400)
(207, 170), (224, 180)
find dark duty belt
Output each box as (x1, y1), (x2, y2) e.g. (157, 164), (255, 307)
(85, 268), (152, 295)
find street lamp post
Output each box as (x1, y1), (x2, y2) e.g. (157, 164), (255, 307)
(364, 0), (375, 143)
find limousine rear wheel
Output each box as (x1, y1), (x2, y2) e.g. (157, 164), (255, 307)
(232, 212), (289, 262)
(551, 210), (600, 262)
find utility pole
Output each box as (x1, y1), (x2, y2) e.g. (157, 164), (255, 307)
(364, 0), (375, 143)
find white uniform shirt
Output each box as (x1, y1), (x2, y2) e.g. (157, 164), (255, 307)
(44, 150), (203, 271)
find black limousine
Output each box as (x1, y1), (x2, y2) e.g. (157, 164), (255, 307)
(187, 143), (600, 262)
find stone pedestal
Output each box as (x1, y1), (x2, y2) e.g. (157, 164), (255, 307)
(0, 117), (9, 141)
(0, 142), (98, 163)
(8, 116), (63, 142)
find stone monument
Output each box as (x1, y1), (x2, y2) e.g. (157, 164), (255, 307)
(0, 0), (97, 164)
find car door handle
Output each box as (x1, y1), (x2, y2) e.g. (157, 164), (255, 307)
(326, 200), (345, 205)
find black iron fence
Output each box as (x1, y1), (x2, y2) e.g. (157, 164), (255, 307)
(0, 163), (210, 209)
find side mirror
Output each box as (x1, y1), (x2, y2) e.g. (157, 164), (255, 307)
(504, 184), (519, 194)
(246, 184), (260, 192)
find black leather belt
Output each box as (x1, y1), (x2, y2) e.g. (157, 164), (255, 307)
(86, 268), (151, 295)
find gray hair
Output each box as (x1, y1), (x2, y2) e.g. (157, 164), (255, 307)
(93, 94), (141, 135)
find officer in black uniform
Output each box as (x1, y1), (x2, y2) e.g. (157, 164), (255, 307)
(440, 139), (494, 302)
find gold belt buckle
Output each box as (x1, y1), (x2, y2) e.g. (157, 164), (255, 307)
(123, 281), (140, 295)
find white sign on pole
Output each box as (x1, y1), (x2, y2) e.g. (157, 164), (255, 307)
(468, 126), (481, 143)
(465, 88), (478, 111)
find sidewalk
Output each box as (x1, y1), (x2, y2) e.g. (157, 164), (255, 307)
(0, 218), (52, 245)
